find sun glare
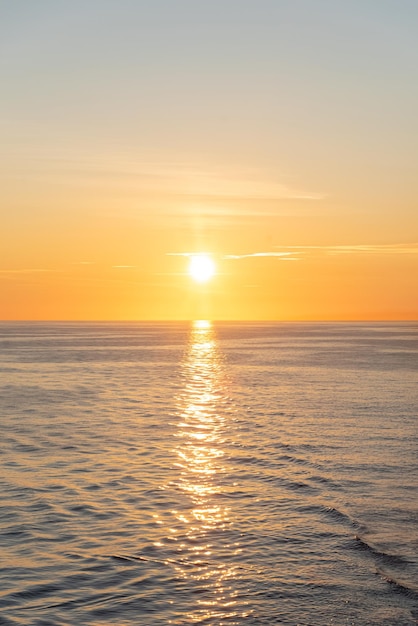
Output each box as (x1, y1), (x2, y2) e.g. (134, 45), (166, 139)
(193, 320), (211, 329)
(188, 255), (216, 283)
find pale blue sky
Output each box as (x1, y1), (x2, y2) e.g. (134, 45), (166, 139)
(2, 0), (417, 195)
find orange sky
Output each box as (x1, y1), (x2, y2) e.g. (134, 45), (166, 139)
(1, 1), (417, 320)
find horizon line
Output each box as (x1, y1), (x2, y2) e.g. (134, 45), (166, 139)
(0, 319), (416, 324)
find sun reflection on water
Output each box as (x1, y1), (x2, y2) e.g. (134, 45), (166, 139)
(166, 320), (247, 624)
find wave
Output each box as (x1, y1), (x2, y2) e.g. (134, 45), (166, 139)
(352, 534), (412, 568)
(323, 505), (358, 527)
(376, 568), (418, 599)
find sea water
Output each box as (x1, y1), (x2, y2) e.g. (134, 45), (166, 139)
(0, 321), (417, 625)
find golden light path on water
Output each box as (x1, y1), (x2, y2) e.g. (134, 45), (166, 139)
(167, 320), (248, 624)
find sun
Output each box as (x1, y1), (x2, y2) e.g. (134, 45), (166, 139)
(188, 254), (216, 283)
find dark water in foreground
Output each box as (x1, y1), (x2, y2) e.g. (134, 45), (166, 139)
(0, 321), (417, 625)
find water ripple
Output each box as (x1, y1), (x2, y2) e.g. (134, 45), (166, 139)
(0, 321), (417, 625)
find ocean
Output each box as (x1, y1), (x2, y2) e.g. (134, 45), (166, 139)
(0, 321), (417, 625)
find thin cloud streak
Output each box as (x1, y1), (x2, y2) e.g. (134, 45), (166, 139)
(224, 252), (297, 259)
(167, 244), (418, 264)
(167, 252), (213, 257)
(167, 251), (302, 261)
(0, 269), (58, 274)
(14, 150), (324, 202)
(71, 261), (95, 265)
(280, 244), (418, 255)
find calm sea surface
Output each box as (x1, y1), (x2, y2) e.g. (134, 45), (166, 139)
(0, 321), (417, 626)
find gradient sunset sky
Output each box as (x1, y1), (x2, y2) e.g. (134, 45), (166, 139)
(1, 0), (417, 320)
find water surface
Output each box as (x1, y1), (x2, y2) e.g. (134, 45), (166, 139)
(0, 321), (417, 625)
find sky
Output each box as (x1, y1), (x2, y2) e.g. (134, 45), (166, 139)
(1, 0), (417, 320)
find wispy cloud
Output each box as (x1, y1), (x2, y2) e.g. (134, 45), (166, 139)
(127, 162), (324, 201)
(167, 244), (418, 264)
(176, 175), (324, 201)
(0, 268), (58, 274)
(167, 251), (301, 261)
(224, 252), (299, 260)
(278, 243), (418, 255)
(11, 149), (323, 204)
(166, 252), (213, 257)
